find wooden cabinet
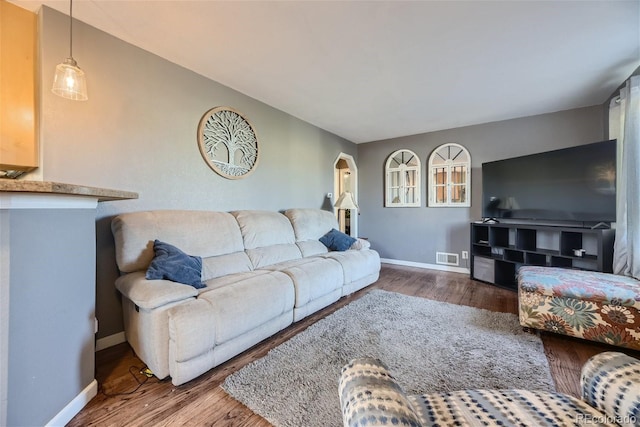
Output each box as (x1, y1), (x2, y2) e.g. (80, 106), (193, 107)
(0, 0), (38, 175)
(470, 222), (615, 290)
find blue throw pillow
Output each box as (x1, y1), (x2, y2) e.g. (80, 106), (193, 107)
(319, 228), (357, 252)
(146, 240), (206, 289)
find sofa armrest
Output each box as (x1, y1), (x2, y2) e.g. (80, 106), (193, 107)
(581, 351), (640, 424)
(339, 357), (423, 427)
(115, 271), (199, 311)
(350, 238), (371, 251)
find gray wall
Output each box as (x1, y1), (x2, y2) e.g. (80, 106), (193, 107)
(37, 7), (356, 340)
(5, 208), (96, 426)
(37, 6), (607, 346)
(357, 106), (605, 269)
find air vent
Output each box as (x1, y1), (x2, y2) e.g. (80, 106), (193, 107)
(436, 252), (459, 266)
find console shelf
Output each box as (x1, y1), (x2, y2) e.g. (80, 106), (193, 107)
(470, 222), (614, 291)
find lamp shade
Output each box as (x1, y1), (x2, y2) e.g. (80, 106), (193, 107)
(334, 191), (359, 210)
(52, 57), (88, 101)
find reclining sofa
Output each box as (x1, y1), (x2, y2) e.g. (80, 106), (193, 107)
(112, 208), (380, 385)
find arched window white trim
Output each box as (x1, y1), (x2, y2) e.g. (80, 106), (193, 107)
(385, 149), (420, 207)
(333, 153), (358, 237)
(428, 143), (471, 207)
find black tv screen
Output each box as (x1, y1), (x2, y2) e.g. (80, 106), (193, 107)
(482, 140), (616, 223)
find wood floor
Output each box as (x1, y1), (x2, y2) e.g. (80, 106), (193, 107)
(68, 264), (640, 426)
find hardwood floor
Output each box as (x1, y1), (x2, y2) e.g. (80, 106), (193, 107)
(68, 264), (640, 426)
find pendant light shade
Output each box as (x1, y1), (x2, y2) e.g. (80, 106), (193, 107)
(52, 0), (88, 101)
(52, 57), (87, 100)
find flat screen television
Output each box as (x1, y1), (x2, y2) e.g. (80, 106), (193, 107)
(482, 140), (616, 224)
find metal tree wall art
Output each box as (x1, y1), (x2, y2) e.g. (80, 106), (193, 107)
(197, 107), (259, 179)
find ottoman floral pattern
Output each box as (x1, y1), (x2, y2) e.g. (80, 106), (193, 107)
(518, 266), (640, 350)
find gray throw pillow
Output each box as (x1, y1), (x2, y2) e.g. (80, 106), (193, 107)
(146, 240), (206, 289)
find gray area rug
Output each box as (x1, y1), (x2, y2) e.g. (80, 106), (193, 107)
(222, 289), (555, 427)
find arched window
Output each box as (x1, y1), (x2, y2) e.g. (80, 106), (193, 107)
(385, 149), (420, 207)
(428, 143), (471, 207)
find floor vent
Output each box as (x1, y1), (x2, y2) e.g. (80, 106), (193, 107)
(436, 252), (459, 266)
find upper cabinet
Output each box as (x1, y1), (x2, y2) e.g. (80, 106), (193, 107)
(0, 0), (38, 176)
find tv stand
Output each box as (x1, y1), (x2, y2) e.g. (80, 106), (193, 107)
(482, 217), (500, 224)
(470, 222), (614, 290)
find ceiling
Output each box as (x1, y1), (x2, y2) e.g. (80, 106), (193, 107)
(11, 0), (640, 144)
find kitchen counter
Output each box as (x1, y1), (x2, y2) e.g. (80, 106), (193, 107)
(0, 180), (138, 202)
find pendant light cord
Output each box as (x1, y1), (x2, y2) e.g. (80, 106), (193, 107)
(52, 0), (88, 100)
(69, 0), (73, 58)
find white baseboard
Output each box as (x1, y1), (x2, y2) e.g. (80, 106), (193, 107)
(381, 258), (470, 275)
(95, 331), (126, 352)
(45, 379), (97, 427)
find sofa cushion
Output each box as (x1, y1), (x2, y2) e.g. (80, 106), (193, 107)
(296, 240), (329, 257)
(257, 257), (317, 271)
(244, 244), (303, 269)
(262, 257), (343, 308)
(146, 240), (205, 289)
(324, 250), (381, 285)
(198, 271), (294, 344)
(232, 210), (297, 248)
(112, 210), (245, 273)
(201, 270), (273, 293)
(320, 228), (357, 251)
(201, 251), (253, 281)
(285, 208), (339, 241)
(232, 210), (302, 268)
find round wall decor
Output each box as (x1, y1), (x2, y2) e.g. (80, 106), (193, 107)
(197, 106), (259, 179)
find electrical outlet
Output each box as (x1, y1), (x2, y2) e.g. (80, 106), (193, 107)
(462, 251), (469, 260)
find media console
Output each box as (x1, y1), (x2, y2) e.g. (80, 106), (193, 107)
(470, 222), (615, 290)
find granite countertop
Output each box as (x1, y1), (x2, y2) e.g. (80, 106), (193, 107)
(0, 180), (138, 202)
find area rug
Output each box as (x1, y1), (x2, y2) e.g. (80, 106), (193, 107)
(222, 289), (555, 427)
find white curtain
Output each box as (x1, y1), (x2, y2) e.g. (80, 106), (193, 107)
(610, 75), (639, 279)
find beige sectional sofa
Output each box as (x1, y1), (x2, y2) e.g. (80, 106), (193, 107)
(111, 208), (380, 385)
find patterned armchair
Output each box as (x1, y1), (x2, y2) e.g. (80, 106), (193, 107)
(338, 352), (640, 427)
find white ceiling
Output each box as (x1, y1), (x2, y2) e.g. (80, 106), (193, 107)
(11, 0), (640, 143)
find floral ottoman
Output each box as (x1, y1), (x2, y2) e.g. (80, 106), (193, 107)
(518, 266), (640, 350)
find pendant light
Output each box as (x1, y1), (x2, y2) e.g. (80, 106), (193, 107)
(52, 0), (88, 101)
